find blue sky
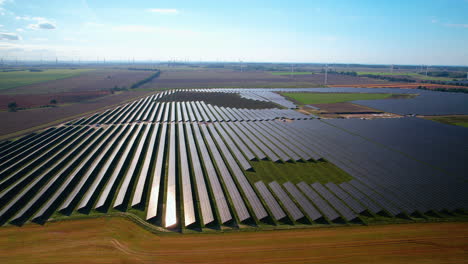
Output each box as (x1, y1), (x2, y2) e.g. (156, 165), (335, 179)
(0, 0), (467, 65)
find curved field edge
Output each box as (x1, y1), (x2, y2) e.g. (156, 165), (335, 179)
(0, 69), (94, 91)
(0, 217), (467, 264)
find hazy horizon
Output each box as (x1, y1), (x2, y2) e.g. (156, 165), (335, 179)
(0, 0), (467, 65)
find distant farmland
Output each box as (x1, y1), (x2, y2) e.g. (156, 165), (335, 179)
(269, 71), (314, 76)
(1, 68), (155, 94)
(0, 69), (93, 91)
(356, 71), (452, 81)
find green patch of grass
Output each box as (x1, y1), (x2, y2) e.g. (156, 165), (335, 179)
(281, 92), (394, 105)
(269, 71), (314, 76)
(245, 160), (353, 185)
(423, 115), (468, 128)
(0, 68), (93, 90)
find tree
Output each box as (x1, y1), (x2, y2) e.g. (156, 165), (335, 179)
(8, 102), (17, 112)
(50, 99), (57, 104)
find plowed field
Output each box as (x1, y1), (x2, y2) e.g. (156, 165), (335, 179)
(0, 217), (466, 264)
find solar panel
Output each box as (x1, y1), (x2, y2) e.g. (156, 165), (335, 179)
(31, 127), (116, 220)
(176, 102), (183, 122)
(297, 182), (340, 221)
(207, 124), (267, 220)
(131, 124), (159, 206)
(236, 122), (280, 162)
(77, 124), (135, 210)
(196, 101), (210, 122)
(113, 124), (151, 208)
(0, 126), (80, 188)
(212, 123), (252, 170)
(165, 123), (177, 227)
(269, 181), (304, 221)
(225, 122), (265, 160)
(177, 123), (196, 226)
(58, 125), (124, 211)
(200, 124), (250, 222)
(325, 182), (366, 214)
(190, 101), (203, 121)
(181, 102), (188, 122)
(218, 123), (255, 161)
(283, 182), (322, 221)
(184, 122), (214, 225)
(0, 127), (62, 169)
(9, 128), (102, 223)
(255, 181), (286, 220)
(146, 123), (168, 220)
(192, 123), (232, 223)
(310, 183), (357, 221)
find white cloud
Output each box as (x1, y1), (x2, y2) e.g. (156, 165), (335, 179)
(32, 37), (48, 41)
(147, 8), (179, 14)
(0, 32), (21, 40)
(16, 28), (23, 32)
(16, 16), (56, 30)
(445, 23), (468, 28)
(27, 22), (56, 30)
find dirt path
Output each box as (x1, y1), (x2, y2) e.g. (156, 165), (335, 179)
(0, 217), (466, 264)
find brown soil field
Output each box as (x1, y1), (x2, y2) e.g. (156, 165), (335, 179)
(0, 69), (154, 94)
(140, 69), (389, 89)
(158, 91), (279, 109)
(0, 217), (466, 264)
(328, 83), (465, 89)
(0, 90), (151, 139)
(0, 91), (110, 110)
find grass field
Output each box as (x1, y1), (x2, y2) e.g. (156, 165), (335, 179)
(0, 217), (466, 264)
(0, 69), (93, 90)
(246, 160), (352, 184)
(282, 92), (394, 104)
(269, 71), (314, 75)
(423, 115), (468, 128)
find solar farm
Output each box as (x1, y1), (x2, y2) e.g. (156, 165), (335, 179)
(0, 88), (466, 231)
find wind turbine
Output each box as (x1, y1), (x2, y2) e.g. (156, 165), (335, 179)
(324, 63), (328, 85)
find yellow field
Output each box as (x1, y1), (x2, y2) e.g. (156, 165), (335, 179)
(0, 217), (467, 263)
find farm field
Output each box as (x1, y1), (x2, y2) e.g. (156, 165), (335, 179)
(281, 92), (395, 104)
(269, 71), (314, 75)
(356, 71), (453, 81)
(0, 91), (111, 110)
(328, 83), (465, 89)
(0, 217), (466, 264)
(422, 115), (468, 128)
(0, 68), (155, 94)
(138, 68), (390, 89)
(0, 69), (93, 91)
